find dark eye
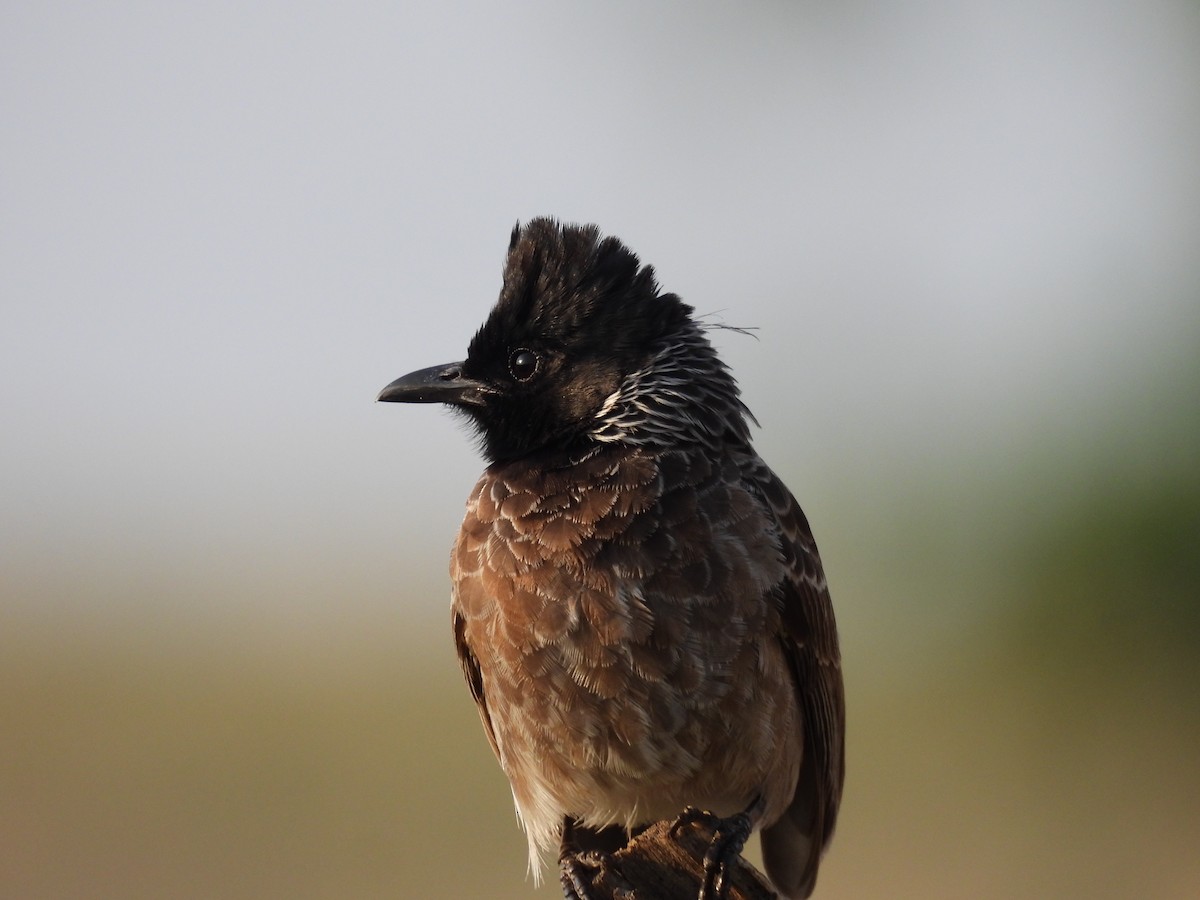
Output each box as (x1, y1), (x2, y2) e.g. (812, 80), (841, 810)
(508, 348), (539, 382)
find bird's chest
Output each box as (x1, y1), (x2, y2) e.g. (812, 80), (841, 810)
(449, 453), (665, 717)
(449, 449), (786, 784)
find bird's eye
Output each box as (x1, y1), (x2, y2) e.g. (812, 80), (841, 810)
(508, 348), (539, 382)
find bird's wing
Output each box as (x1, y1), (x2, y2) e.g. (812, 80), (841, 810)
(453, 608), (500, 760)
(745, 459), (845, 899)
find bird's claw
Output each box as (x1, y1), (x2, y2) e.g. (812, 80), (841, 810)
(559, 850), (607, 900)
(669, 807), (753, 900)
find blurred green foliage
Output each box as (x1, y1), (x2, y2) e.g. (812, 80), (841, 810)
(1017, 472), (1200, 674)
(1005, 362), (1200, 689)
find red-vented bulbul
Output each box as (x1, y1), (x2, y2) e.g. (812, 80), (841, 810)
(378, 218), (844, 899)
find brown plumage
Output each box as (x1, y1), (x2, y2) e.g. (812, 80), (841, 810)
(379, 219), (844, 899)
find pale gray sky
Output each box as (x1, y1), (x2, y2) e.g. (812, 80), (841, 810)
(3, 1), (1198, 644)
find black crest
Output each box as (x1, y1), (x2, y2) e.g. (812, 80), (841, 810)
(468, 218), (693, 373)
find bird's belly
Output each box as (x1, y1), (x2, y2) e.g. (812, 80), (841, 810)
(483, 617), (801, 836)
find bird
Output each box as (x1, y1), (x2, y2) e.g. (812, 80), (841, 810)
(377, 218), (844, 899)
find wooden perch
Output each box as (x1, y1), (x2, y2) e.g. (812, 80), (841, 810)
(564, 817), (778, 900)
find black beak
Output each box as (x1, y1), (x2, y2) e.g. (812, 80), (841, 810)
(377, 362), (492, 407)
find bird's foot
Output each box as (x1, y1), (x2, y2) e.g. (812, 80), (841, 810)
(559, 850), (607, 900)
(669, 807), (753, 900)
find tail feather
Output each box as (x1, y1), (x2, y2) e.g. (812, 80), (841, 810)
(760, 802), (820, 899)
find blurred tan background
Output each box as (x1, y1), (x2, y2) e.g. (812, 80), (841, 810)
(3, 2), (1198, 898)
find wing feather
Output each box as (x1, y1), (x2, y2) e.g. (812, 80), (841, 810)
(746, 460), (845, 899)
(453, 609), (500, 760)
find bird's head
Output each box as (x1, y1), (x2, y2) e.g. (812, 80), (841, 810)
(378, 218), (754, 463)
